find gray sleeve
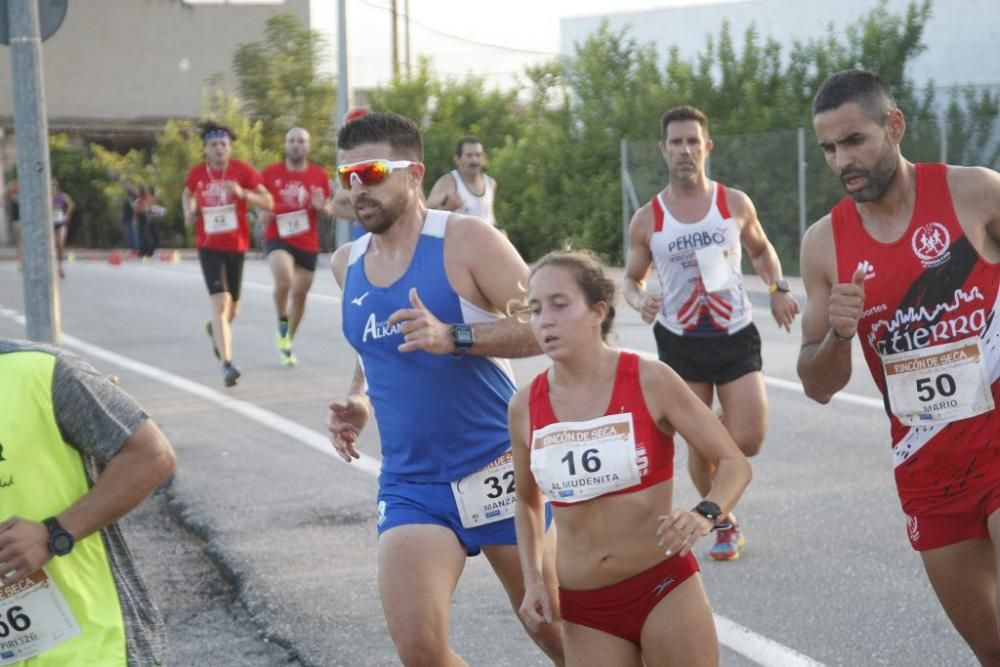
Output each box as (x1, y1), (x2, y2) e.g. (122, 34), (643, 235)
(51, 350), (148, 462)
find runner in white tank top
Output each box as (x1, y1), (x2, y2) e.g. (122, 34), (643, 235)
(649, 180), (751, 336)
(623, 106), (800, 562)
(426, 136), (497, 226)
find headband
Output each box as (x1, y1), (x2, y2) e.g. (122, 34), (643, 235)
(203, 129), (231, 144)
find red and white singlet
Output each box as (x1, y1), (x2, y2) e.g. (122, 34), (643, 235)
(831, 163), (1000, 513)
(649, 182), (752, 337)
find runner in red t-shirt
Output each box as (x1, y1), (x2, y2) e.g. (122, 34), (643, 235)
(799, 69), (1000, 663)
(182, 122), (273, 387)
(259, 127), (333, 365)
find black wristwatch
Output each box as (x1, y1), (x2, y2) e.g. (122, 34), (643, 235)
(451, 323), (475, 356)
(768, 279), (791, 294)
(692, 500), (723, 523)
(43, 517), (75, 557)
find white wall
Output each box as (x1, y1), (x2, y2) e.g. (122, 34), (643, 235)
(561, 0), (999, 91)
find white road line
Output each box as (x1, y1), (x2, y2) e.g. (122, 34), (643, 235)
(715, 615), (825, 666)
(763, 375), (883, 409)
(1, 304), (829, 666)
(626, 347), (883, 409)
(96, 262), (344, 305)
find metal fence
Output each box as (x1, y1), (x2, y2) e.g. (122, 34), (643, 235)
(621, 112), (1000, 275)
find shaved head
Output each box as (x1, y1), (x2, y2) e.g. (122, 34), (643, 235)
(285, 127), (312, 166)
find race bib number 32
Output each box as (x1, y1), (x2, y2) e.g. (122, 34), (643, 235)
(0, 569), (81, 665)
(451, 450), (517, 529)
(883, 337), (995, 426)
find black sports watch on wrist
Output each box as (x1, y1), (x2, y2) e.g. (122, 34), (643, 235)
(692, 500), (733, 532)
(692, 500), (723, 524)
(451, 323), (475, 356)
(43, 517), (75, 557)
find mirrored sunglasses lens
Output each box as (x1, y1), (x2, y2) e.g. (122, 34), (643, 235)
(338, 161), (389, 188)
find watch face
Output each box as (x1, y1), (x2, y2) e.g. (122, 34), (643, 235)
(695, 500), (721, 520)
(51, 532), (73, 556)
(776, 279), (791, 293)
(453, 324), (474, 347)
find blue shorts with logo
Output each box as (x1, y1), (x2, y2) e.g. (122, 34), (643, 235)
(377, 471), (554, 556)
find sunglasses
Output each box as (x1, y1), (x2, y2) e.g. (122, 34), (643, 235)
(336, 159), (414, 189)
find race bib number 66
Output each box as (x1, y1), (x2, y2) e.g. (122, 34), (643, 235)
(0, 569), (81, 665)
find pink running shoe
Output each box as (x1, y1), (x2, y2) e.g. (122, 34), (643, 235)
(709, 526), (745, 561)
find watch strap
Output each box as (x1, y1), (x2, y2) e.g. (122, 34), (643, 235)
(43, 517), (74, 556)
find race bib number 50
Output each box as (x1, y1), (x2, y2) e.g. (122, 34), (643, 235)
(883, 337), (995, 426)
(451, 450), (517, 529)
(0, 569), (81, 665)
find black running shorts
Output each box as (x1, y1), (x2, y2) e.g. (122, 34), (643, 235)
(653, 321), (762, 385)
(198, 248), (245, 300)
(263, 239), (318, 272)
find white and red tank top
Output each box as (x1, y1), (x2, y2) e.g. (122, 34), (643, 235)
(831, 163), (1000, 512)
(649, 182), (752, 337)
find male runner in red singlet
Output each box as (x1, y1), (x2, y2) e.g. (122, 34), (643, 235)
(259, 127), (334, 365)
(624, 106), (799, 560)
(799, 69), (1000, 664)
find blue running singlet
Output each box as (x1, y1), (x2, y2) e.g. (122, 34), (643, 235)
(341, 210), (516, 482)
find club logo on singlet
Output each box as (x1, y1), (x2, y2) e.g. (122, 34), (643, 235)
(911, 222), (951, 268)
(278, 181), (308, 208)
(0, 441), (5, 462)
(362, 312), (402, 342)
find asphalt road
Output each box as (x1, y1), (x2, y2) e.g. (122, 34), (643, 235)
(0, 255), (978, 666)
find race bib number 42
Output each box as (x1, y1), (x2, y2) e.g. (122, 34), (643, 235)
(202, 204), (238, 235)
(0, 569), (81, 665)
(883, 337), (995, 426)
(451, 450), (517, 528)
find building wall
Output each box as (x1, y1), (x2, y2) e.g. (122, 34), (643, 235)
(561, 0), (1000, 93)
(0, 0), (310, 122)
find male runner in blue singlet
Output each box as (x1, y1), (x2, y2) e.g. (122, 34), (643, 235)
(327, 112), (564, 665)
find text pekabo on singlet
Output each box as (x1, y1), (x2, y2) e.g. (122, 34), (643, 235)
(831, 163), (1000, 512)
(649, 182), (752, 337)
(341, 209), (516, 482)
(449, 170), (495, 226)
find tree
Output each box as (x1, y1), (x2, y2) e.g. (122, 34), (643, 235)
(232, 12), (337, 165)
(48, 135), (119, 248)
(363, 58), (524, 196)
